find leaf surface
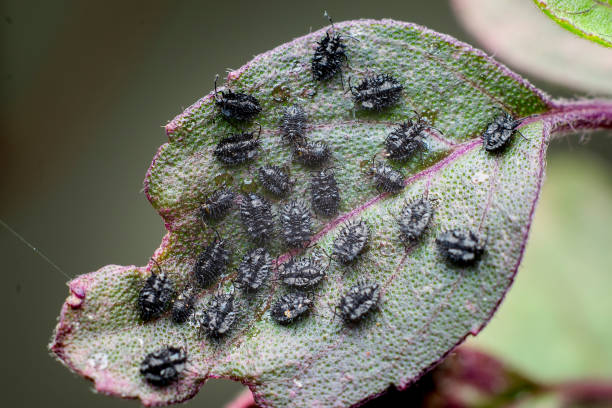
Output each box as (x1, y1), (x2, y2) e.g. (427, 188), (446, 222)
(51, 19), (558, 407)
(534, 0), (612, 47)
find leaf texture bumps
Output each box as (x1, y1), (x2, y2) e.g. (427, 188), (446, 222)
(50, 19), (558, 408)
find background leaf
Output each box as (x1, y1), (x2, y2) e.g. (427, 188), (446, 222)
(533, 0), (612, 47)
(50, 19), (561, 407)
(469, 151), (612, 380)
(452, 0), (612, 95)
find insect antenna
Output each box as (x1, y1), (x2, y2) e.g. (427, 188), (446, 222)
(254, 122), (263, 142)
(213, 74), (222, 102)
(151, 258), (163, 275)
(0, 218), (71, 280)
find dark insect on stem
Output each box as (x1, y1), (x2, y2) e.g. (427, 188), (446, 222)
(293, 140), (331, 167)
(311, 13), (348, 82)
(279, 199), (313, 248)
(138, 260), (175, 321)
(396, 197), (434, 243)
(140, 346), (187, 387)
(310, 167), (341, 217)
(482, 112), (526, 153)
(385, 112), (432, 161)
(436, 229), (485, 266)
(213, 74), (261, 122)
(338, 281), (380, 323)
(240, 193), (275, 243)
(214, 124), (262, 165)
(199, 187), (236, 221)
(349, 73), (403, 111)
(270, 293), (313, 324)
(368, 158), (405, 193)
(193, 228), (230, 288)
(333, 219), (370, 264)
(280, 104), (307, 144)
(258, 165), (293, 197)
(279, 251), (330, 288)
(235, 247), (272, 292)
(171, 286), (196, 324)
(199, 292), (237, 338)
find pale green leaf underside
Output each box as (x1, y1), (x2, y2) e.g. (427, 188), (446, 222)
(51, 19), (552, 407)
(534, 0), (612, 47)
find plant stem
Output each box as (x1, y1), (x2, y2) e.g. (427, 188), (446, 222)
(522, 99), (612, 137)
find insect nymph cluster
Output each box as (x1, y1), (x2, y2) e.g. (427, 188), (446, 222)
(135, 16), (524, 388)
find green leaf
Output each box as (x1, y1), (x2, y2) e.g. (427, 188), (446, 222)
(534, 0), (612, 47)
(49, 18), (608, 407)
(452, 0), (612, 94)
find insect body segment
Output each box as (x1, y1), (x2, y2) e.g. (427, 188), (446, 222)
(199, 293), (237, 338)
(214, 125), (261, 165)
(310, 168), (341, 217)
(436, 229), (485, 265)
(214, 75), (261, 122)
(385, 117), (428, 161)
(200, 187), (236, 221)
(140, 347), (187, 387)
(350, 74), (403, 111)
(369, 160), (405, 193)
(271, 293), (312, 324)
(171, 287), (196, 324)
(258, 165), (293, 197)
(333, 219), (370, 264)
(235, 247), (272, 291)
(138, 263), (174, 321)
(294, 140), (331, 167)
(397, 197), (434, 243)
(240, 193), (275, 243)
(311, 16), (347, 81)
(339, 281), (380, 323)
(279, 199), (313, 248)
(194, 232), (230, 288)
(280, 104), (307, 144)
(280, 254), (328, 288)
(482, 112), (522, 152)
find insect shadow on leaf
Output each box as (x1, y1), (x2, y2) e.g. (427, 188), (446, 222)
(213, 74), (261, 122)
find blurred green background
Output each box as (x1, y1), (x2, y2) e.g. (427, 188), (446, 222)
(1, 1), (610, 407)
